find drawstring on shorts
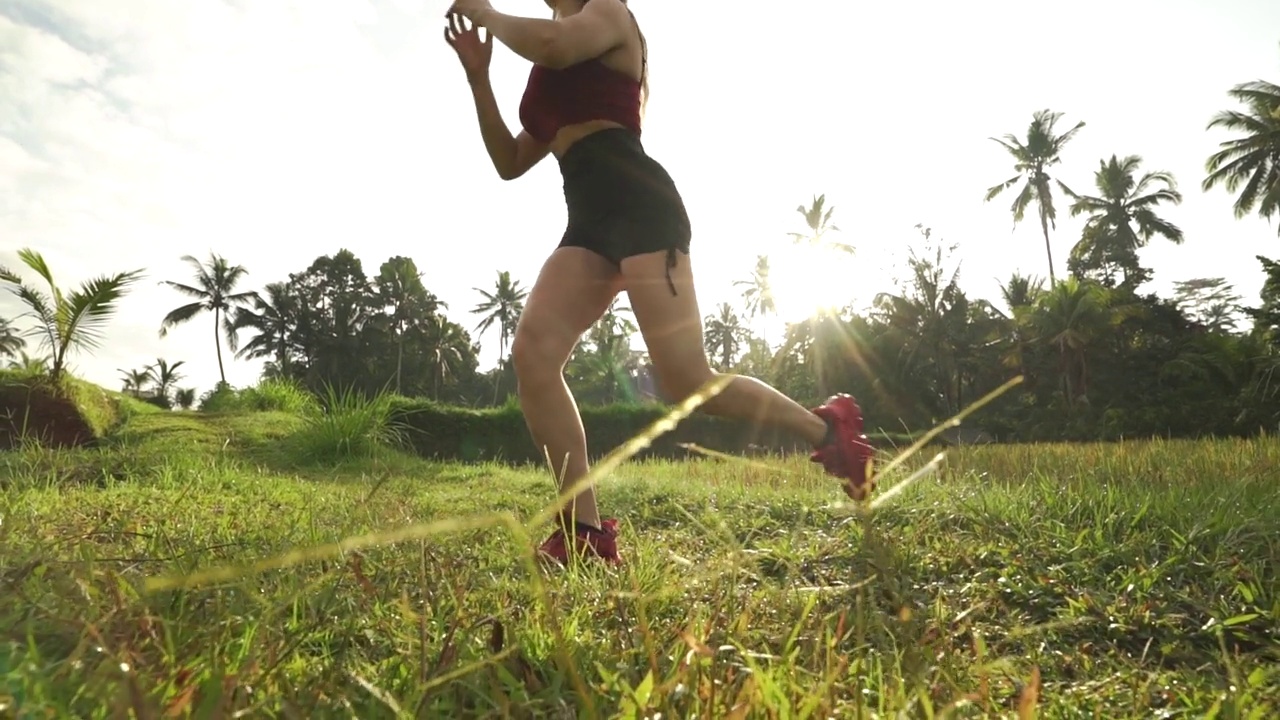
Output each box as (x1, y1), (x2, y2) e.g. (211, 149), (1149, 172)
(665, 247), (678, 296)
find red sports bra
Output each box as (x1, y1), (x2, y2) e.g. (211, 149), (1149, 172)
(518, 59), (642, 144)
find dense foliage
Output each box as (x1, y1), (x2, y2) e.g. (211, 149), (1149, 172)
(4, 55), (1280, 444)
(69, 228), (1275, 445)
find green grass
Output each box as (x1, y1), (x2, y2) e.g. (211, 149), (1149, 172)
(1, 369), (159, 449)
(1, 408), (1278, 718)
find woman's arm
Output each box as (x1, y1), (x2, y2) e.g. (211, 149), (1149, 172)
(466, 72), (549, 180)
(474, 0), (630, 69)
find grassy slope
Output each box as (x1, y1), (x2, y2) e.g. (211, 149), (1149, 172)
(0, 369), (161, 449)
(1, 410), (1278, 717)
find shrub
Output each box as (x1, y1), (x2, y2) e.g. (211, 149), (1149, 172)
(239, 378), (318, 414)
(288, 384), (408, 464)
(388, 397), (913, 466)
(198, 382), (244, 413)
(141, 394), (172, 411)
(196, 379), (318, 415)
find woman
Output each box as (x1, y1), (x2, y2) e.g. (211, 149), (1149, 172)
(444, 0), (875, 566)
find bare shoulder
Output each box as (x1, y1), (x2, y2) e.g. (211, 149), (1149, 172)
(576, 0), (635, 35)
(580, 0), (632, 22)
(580, 0), (642, 73)
(548, 0), (638, 69)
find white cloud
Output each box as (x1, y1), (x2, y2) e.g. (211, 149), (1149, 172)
(0, 13), (106, 84)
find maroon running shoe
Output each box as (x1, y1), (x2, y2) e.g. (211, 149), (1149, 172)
(536, 518), (621, 566)
(810, 394), (876, 500)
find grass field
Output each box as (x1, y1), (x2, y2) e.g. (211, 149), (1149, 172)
(1, 407), (1278, 718)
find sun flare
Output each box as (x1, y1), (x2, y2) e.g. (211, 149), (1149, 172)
(766, 243), (872, 324)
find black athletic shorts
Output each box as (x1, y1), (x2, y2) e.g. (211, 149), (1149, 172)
(556, 128), (693, 295)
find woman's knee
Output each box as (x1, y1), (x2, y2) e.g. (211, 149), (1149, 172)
(511, 323), (573, 382)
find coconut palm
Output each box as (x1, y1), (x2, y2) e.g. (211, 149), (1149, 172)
(0, 316), (25, 358)
(174, 387), (197, 410)
(159, 253), (255, 385)
(375, 257), (440, 395)
(984, 109), (1087, 284)
(735, 254), (777, 341)
(1202, 61), (1280, 233)
(1030, 278), (1117, 407)
(703, 303), (748, 371)
(472, 270), (527, 367)
(0, 248), (144, 383)
(570, 299), (641, 402)
(871, 242), (970, 414)
(6, 351), (48, 374)
(146, 358), (187, 401)
(230, 282), (298, 379)
(423, 318), (470, 399)
(788, 194), (854, 254)
(991, 272), (1046, 377)
(1066, 154), (1183, 289)
(118, 368), (151, 397)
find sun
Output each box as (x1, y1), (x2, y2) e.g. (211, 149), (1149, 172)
(766, 242), (871, 324)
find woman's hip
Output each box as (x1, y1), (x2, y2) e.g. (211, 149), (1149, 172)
(558, 128), (688, 224)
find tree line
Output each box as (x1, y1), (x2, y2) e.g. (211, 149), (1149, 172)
(2, 60), (1279, 440)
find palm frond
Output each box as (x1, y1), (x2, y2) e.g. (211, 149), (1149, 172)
(16, 248), (59, 298)
(1009, 182), (1034, 224)
(8, 284), (58, 352)
(62, 270), (146, 352)
(159, 302), (206, 336)
(222, 312), (242, 353)
(984, 175), (1022, 202)
(161, 281), (211, 300)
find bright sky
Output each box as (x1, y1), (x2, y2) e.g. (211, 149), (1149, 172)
(2, 0), (1278, 395)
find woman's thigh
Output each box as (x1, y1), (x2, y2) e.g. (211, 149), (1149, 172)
(619, 249), (713, 399)
(513, 247), (625, 368)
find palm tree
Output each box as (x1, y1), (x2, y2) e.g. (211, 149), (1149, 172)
(159, 253), (255, 385)
(0, 316), (25, 358)
(871, 242), (970, 415)
(991, 272), (1045, 377)
(118, 368), (151, 397)
(423, 318), (469, 399)
(1202, 58), (1280, 233)
(1173, 277), (1243, 333)
(735, 255), (777, 342)
(788, 194), (854, 254)
(1066, 154), (1183, 289)
(174, 387), (197, 410)
(230, 282), (297, 378)
(146, 358), (186, 401)
(0, 248), (144, 383)
(595, 298), (636, 343)
(1031, 278), (1117, 407)
(7, 351), (48, 375)
(999, 272), (1046, 313)
(984, 109), (1087, 284)
(375, 257), (439, 395)
(472, 270), (527, 368)
(703, 303), (748, 371)
(573, 299), (641, 402)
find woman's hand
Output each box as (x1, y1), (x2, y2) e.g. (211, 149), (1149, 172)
(444, 11), (492, 80)
(447, 0), (494, 25)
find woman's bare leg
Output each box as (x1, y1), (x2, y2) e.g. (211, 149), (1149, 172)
(621, 250), (827, 442)
(621, 249), (875, 498)
(511, 247), (623, 531)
